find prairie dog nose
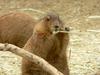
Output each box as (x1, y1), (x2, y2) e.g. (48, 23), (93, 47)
(54, 25), (60, 31)
(65, 27), (70, 31)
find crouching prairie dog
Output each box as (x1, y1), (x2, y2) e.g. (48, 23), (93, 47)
(22, 13), (70, 75)
(0, 12), (36, 47)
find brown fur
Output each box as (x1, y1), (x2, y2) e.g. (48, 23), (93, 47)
(22, 13), (70, 75)
(0, 12), (36, 47)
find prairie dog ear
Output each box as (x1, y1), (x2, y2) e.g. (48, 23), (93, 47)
(46, 15), (51, 21)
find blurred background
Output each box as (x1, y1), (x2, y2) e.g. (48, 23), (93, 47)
(0, 0), (100, 75)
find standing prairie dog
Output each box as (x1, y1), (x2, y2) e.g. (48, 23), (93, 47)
(0, 12), (36, 47)
(22, 13), (70, 75)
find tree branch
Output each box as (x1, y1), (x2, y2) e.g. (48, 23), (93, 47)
(0, 43), (63, 75)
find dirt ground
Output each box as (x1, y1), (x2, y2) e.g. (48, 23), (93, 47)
(0, 0), (100, 75)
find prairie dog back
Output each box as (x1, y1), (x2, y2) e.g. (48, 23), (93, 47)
(0, 12), (36, 47)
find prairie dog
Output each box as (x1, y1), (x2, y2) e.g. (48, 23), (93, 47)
(22, 13), (70, 75)
(0, 12), (36, 47)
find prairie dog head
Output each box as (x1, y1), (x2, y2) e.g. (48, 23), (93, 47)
(33, 12), (68, 35)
